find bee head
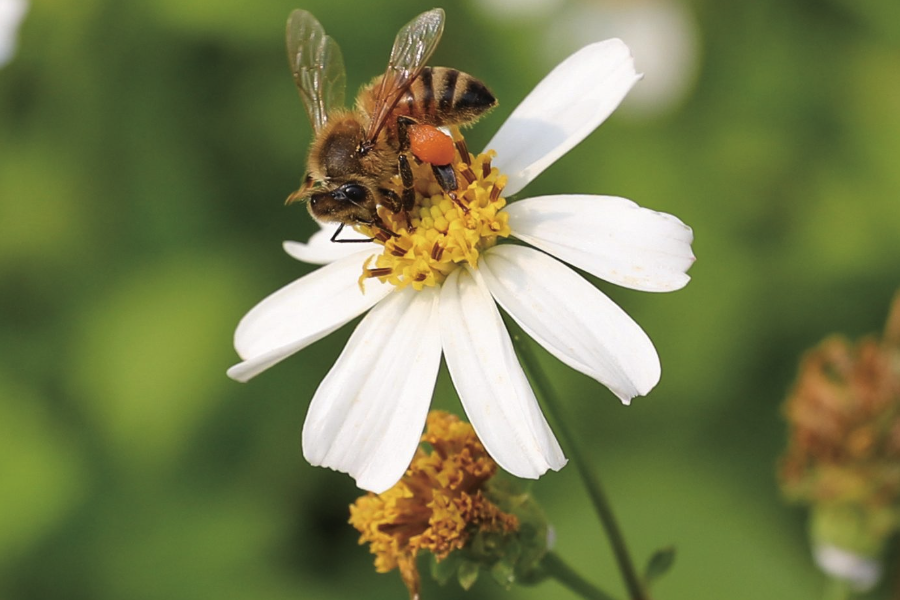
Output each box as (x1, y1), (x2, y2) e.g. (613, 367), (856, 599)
(307, 182), (376, 223)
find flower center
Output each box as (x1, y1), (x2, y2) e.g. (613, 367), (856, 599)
(357, 136), (511, 291)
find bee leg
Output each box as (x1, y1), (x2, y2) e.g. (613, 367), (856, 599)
(431, 164), (458, 193)
(329, 222), (376, 244)
(380, 187), (414, 232)
(396, 115), (415, 152)
(372, 214), (400, 240)
(397, 154), (417, 213)
(396, 116), (419, 212)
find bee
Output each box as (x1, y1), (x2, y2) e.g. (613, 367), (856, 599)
(284, 8), (497, 242)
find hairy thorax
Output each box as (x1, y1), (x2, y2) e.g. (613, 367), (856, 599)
(310, 112), (394, 186)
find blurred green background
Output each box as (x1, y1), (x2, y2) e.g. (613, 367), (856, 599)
(2, 0), (900, 598)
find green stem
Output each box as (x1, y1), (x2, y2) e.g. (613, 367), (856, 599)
(823, 578), (852, 600)
(511, 326), (649, 600)
(542, 552), (621, 600)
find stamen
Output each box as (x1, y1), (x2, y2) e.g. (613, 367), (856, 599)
(460, 166), (477, 186)
(454, 139), (471, 166)
(367, 267), (393, 278)
(390, 243), (409, 257)
(489, 181), (504, 202)
(481, 157), (492, 179)
(431, 242), (444, 261)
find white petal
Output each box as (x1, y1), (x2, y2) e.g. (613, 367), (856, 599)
(302, 286), (442, 493)
(485, 40), (641, 196)
(507, 194), (694, 292)
(440, 267), (566, 479)
(227, 251), (390, 382)
(283, 224), (379, 265)
(482, 245), (659, 403)
(0, 0), (28, 67)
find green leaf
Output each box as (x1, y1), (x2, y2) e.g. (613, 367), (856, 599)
(644, 546), (677, 586)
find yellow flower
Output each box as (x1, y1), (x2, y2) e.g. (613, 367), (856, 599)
(780, 292), (900, 591)
(349, 411), (519, 599)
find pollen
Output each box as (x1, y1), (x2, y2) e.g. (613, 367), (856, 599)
(349, 411), (518, 599)
(357, 136), (511, 291)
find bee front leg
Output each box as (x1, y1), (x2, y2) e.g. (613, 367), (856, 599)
(380, 187), (413, 231)
(330, 222), (376, 244)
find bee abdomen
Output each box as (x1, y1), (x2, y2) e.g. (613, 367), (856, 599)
(406, 66), (496, 126)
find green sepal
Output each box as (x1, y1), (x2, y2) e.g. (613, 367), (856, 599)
(490, 558), (517, 589)
(457, 559), (480, 590)
(431, 552), (463, 586)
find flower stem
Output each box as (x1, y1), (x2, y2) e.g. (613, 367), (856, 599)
(823, 578), (851, 600)
(541, 552), (621, 600)
(510, 325), (649, 600)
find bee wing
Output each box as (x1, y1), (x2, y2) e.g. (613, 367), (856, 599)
(364, 8), (445, 142)
(286, 10), (346, 133)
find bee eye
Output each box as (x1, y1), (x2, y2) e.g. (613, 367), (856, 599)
(340, 184), (368, 203)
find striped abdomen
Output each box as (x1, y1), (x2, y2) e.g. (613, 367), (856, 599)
(366, 66), (496, 129)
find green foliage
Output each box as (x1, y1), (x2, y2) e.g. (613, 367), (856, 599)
(643, 546), (676, 588)
(2, 0), (900, 598)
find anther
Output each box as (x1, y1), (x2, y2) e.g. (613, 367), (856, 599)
(431, 242), (444, 261)
(367, 267), (393, 278)
(374, 229), (393, 243)
(390, 244), (409, 257)
(461, 166), (476, 185)
(489, 182), (504, 202)
(455, 139), (471, 166)
(481, 158), (492, 179)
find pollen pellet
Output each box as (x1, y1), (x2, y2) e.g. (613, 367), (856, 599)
(408, 124), (456, 165)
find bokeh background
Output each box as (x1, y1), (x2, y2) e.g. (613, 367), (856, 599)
(2, 0), (900, 598)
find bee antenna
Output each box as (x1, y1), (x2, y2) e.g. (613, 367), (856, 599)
(286, 173), (315, 205)
(285, 189), (306, 205)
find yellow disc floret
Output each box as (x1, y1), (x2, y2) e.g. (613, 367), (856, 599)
(357, 139), (511, 292)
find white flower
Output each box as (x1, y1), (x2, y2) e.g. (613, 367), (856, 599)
(228, 40), (695, 493)
(543, 0), (700, 117)
(814, 544), (882, 592)
(0, 0), (27, 68)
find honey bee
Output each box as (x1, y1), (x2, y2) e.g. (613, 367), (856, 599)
(284, 8), (497, 242)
